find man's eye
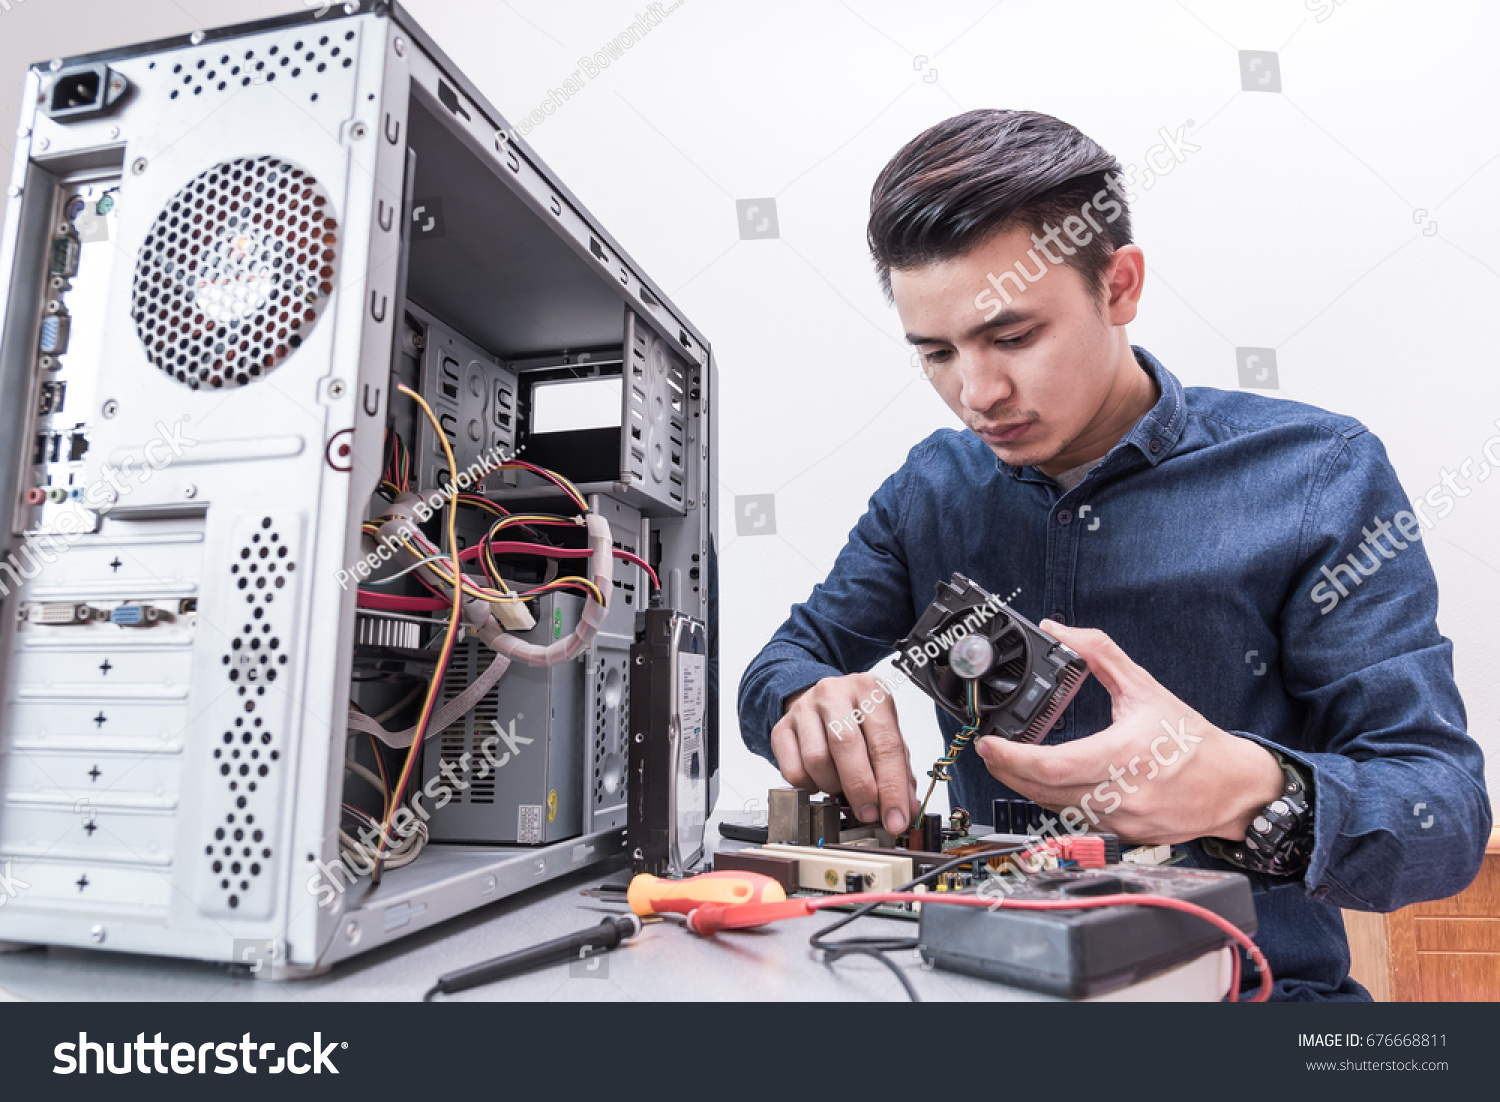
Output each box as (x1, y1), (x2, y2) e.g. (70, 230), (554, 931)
(922, 350), (951, 364)
(996, 330), (1034, 347)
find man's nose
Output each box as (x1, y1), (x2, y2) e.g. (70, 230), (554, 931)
(958, 354), (1013, 413)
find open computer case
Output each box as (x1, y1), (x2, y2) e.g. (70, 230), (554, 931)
(0, 2), (716, 976)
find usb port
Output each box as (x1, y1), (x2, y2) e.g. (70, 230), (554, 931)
(48, 434), (62, 464)
(38, 382), (65, 415)
(33, 433), (50, 465)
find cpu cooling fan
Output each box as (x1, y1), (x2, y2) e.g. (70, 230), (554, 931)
(895, 573), (1089, 744)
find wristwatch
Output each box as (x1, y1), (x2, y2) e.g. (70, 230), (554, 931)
(1203, 749), (1314, 876)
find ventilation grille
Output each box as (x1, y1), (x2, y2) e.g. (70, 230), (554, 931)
(131, 156), (338, 390)
(163, 29), (356, 100)
(436, 642), (499, 806)
(591, 653), (629, 813)
(206, 514), (297, 913)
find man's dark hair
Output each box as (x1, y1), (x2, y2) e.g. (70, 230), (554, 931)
(867, 109), (1132, 304)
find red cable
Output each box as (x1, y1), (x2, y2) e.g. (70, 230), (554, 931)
(690, 891), (1271, 1002)
(357, 591), (449, 612)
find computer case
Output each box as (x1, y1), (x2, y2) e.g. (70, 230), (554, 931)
(0, 2), (716, 976)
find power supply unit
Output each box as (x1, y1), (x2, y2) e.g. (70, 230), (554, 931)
(0, 3), (716, 976)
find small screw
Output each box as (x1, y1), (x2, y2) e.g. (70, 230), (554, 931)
(48, 59), (63, 72)
(343, 920), (359, 943)
(394, 37), (406, 56)
(90, 925), (106, 943)
(183, 485), (197, 499)
(102, 399), (118, 418)
(190, 31), (205, 45)
(350, 122), (367, 141)
(344, 1), (360, 12)
(131, 157), (147, 175)
(6, 185), (20, 199)
(16, 127), (29, 139)
(107, 126), (120, 140)
(328, 380), (346, 398)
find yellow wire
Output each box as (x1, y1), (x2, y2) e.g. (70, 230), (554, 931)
(376, 385), (464, 872)
(396, 526), (605, 607)
(916, 680), (982, 827)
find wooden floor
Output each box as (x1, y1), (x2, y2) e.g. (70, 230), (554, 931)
(1345, 826), (1500, 1001)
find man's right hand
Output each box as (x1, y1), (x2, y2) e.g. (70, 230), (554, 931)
(769, 672), (921, 835)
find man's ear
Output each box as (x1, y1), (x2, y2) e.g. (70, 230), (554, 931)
(1104, 245), (1145, 327)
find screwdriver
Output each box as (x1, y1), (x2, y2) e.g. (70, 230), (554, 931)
(627, 870), (785, 922)
(423, 914), (642, 1000)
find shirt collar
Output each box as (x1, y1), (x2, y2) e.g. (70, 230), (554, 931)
(995, 345), (1186, 480)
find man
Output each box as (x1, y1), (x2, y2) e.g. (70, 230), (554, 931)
(737, 109), (1490, 1000)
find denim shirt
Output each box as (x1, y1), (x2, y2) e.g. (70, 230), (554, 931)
(737, 346), (1491, 1001)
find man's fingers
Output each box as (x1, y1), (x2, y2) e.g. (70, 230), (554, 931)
(1039, 620), (1145, 702)
(862, 713), (913, 834)
(788, 708), (841, 795)
(769, 720), (810, 790)
(975, 731), (1118, 790)
(821, 698), (882, 822)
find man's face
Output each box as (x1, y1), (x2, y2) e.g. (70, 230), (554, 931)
(891, 223), (1140, 472)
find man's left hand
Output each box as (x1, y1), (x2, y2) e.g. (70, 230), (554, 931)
(974, 621), (1285, 845)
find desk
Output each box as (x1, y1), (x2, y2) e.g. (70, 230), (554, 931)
(0, 851), (1230, 1003)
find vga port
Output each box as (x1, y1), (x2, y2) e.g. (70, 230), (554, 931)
(110, 604), (171, 627)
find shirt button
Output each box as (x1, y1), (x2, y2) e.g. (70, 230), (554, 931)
(1050, 612), (1067, 625)
(1056, 509), (1073, 526)
(1149, 439), (1162, 455)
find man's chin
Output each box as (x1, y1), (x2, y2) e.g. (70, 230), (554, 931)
(976, 434), (1057, 469)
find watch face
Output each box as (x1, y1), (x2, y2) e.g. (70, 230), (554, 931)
(1209, 754), (1313, 876)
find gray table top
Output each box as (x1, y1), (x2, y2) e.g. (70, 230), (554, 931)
(0, 832), (1231, 1002)
(0, 856), (1052, 1003)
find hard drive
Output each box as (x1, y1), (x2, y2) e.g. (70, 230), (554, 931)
(627, 607), (711, 875)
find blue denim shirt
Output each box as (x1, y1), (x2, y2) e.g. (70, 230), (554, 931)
(737, 347), (1491, 1001)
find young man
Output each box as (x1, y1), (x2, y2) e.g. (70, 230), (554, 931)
(737, 109), (1490, 1000)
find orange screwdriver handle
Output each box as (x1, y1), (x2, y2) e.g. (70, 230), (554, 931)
(627, 870), (786, 917)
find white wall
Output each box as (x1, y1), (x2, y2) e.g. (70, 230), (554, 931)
(4, 1), (1496, 825)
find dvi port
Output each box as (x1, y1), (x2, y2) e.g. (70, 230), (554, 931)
(25, 602), (102, 625)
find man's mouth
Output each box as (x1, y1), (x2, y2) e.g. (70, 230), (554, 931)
(974, 421), (1032, 444)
